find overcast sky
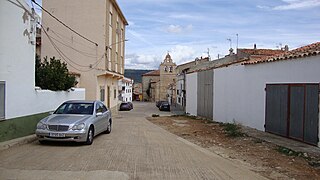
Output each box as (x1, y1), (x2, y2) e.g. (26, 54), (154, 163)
(31, 0), (320, 70)
(117, 0), (320, 69)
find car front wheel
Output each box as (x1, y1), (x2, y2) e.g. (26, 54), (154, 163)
(85, 127), (94, 145)
(105, 120), (112, 134)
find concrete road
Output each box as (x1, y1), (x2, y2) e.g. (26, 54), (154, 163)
(0, 102), (267, 180)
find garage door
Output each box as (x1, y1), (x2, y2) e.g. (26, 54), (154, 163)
(197, 70), (213, 119)
(265, 84), (319, 145)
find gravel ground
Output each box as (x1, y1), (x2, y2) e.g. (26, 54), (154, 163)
(148, 115), (320, 180)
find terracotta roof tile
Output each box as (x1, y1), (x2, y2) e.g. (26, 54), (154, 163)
(142, 70), (160, 76)
(239, 49), (285, 56)
(243, 42), (320, 65)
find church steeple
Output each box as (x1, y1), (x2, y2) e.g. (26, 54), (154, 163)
(164, 53), (172, 63)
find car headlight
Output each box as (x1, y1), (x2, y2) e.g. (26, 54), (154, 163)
(71, 123), (85, 130)
(37, 122), (47, 130)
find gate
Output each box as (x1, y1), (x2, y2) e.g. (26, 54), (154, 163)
(197, 70), (213, 119)
(265, 84), (319, 145)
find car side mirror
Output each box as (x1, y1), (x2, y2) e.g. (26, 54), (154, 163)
(49, 111), (54, 115)
(96, 112), (103, 117)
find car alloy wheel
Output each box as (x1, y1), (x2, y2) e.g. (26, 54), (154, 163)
(106, 120), (111, 134)
(85, 127), (94, 145)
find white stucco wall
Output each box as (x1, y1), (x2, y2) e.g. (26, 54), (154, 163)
(176, 74), (184, 106)
(123, 84), (133, 102)
(118, 79), (133, 102)
(0, 0), (85, 120)
(186, 72), (197, 116)
(214, 56), (320, 131)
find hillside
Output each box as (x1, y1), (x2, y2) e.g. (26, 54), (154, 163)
(124, 69), (154, 83)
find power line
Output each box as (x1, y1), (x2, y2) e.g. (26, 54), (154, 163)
(46, 30), (99, 58)
(31, 0), (98, 47)
(41, 25), (104, 72)
(50, 28), (97, 50)
(40, 20), (97, 51)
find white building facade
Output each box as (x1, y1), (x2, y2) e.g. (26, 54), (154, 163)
(118, 78), (133, 102)
(186, 73), (198, 116)
(214, 54), (320, 131)
(213, 43), (320, 146)
(0, 0), (85, 120)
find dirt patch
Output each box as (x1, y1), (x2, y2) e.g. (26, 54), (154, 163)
(147, 116), (320, 180)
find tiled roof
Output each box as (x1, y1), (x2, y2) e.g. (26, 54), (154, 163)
(142, 70), (160, 76)
(238, 49), (285, 56)
(243, 42), (320, 65)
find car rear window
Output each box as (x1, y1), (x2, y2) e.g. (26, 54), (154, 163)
(54, 103), (94, 115)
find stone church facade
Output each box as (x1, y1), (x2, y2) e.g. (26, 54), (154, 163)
(142, 53), (177, 103)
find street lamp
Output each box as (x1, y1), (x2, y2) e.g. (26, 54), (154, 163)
(105, 39), (128, 71)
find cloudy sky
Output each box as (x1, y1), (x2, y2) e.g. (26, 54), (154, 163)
(117, 0), (320, 69)
(31, 0), (319, 70)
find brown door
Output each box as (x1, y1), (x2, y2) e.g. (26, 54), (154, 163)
(107, 86), (110, 108)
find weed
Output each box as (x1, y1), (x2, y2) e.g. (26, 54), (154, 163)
(276, 146), (302, 157)
(253, 139), (264, 144)
(220, 123), (245, 137)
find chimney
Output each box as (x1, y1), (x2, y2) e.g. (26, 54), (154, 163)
(253, 44), (257, 49)
(229, 48), (234, 55)
(284, 45), (289, 51)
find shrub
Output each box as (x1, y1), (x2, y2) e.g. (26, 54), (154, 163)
(221, 123), (245, 137)
(35, 56), (77, 91)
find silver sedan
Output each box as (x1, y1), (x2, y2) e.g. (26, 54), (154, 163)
(35, 100), (112, 145)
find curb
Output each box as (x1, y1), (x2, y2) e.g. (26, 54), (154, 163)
(0, 134), (37, 151)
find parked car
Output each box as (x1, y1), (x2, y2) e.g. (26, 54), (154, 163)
(156, 101), (166, 108)
(159, 101), (170, 111)
(119, 102), (132, 111)
(127, 102), (133, 109)
(35, 100), (112, 145)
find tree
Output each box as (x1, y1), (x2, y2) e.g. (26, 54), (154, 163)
(35, 56), (77, 91)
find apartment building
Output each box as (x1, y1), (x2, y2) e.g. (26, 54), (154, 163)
(118, 77), (133, 102)
(41, 0), (128, 110)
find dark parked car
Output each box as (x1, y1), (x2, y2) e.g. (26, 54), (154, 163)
(127, 102), (133, 109)
(159, 101), (170, 111)
(119, 102), (132, 111)
(156, 101), (166, 108)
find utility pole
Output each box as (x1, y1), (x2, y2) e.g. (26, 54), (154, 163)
(236, 34), (239, 50)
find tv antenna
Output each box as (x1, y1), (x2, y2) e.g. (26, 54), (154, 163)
(227, 38), (232, 49)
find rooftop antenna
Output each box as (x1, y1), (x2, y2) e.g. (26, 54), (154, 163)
(227, 38), (232, 49)
(207, 48), (211, 60)
(236, 34), (239, 50)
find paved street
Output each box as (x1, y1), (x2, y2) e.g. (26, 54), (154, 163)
(0, 102), (267, 180)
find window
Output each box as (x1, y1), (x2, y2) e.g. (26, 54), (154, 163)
(0, 82), (5, 119)
(100, 86), (105, 102)
(109, 12), (113, 26)
(55, 103), (94, 115)
(96, 103), (103, 113)
(97, 102), (107, 113)
(169, 66), (173, 72)
(114, 89), (116, 99)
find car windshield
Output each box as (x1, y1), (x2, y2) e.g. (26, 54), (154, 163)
(54, 103), (94, 115)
